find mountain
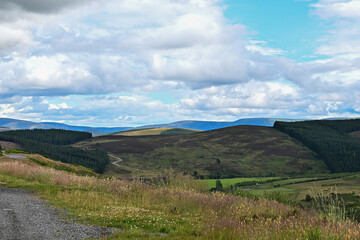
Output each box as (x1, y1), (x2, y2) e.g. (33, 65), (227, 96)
(0, 118), (130, 135)
(41, 122), (130, 135)
(0, 118), (51, 130)
(0, 117), (299, 135)
(135, 118), (296, 131)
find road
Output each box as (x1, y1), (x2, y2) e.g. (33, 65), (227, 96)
(2, 151), (27, 159)
(0, 186), (113, 240)
(109, 154), (123, 167)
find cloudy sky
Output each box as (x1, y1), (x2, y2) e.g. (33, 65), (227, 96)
(0, 0), (360, 127)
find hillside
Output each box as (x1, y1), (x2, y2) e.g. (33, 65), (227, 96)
(75, 125), (329, 178)
(274, 119), (360, 173)
(0, 118), (130, 135)
(0, 117), (299, 135)
(112, 127), (199, 136)
(134, 118), (296, 131)
(0, 129), (109, 173)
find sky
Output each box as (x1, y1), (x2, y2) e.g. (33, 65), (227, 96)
(0, 0), (360, 127)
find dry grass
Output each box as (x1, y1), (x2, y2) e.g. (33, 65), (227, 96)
(0, 160), (96, 186)
(28, 154), (96, 176)
(0, 140), (21, 149)
(114, 128), (173, 136)
(0, 159), (360, 239)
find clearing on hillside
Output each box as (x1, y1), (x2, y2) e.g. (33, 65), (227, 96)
(75, 125), (329, 178)
(112, 127), (199, 136)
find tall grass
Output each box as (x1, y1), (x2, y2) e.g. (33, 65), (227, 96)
(0, 159), (360, 239)
(310, 185), (357, 222)
(152, 169), (208, 192)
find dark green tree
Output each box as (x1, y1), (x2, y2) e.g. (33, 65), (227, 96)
(215, 179), (223, 191)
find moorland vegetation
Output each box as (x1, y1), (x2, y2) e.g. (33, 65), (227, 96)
(76, 125), (329, 178)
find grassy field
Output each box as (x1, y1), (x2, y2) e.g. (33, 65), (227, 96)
(227, 173), (360, 221)
(74, 125), (329, 179)
(113, 128), (173, 136)
(0, 154), (359, 239)
(200, 177), (280, 189)
(4, 148), (27, 154)
(112, 128), (199, 136)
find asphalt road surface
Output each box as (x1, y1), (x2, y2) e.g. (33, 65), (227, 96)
(0, 186), (113, 240)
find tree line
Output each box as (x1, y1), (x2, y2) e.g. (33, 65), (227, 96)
(0, 129), (92, 145)
(274, 119), (360, 173)
(0, 129), (109, 173)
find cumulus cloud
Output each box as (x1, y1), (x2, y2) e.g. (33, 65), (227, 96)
(312, 0), (360, 19)
(178, 81), (303, 116)
(0, 0), (293, 97)
(0, 0), (94, 13)
(1, 79), (357, 127)
(0, 0), (359, 125)
(0, 95), (180, 126)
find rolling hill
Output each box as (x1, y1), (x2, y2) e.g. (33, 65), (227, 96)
(112, 127), (200, 136)
(0, 118), (130, 135)
(0, 117), (298, 135)
(134, 118), (296, 131)
(74, 125), (329, 178)
(275, 119), (360, 173)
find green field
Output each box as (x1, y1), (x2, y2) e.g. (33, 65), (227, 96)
(226, 173), (360, 221)
(199, 177), (280, 189)
(74, 125), (329, 178)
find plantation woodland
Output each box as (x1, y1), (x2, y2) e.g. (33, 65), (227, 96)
(0, 129), (109, 173)
(274, 119), (360, 173)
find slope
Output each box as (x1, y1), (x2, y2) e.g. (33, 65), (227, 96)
(0, 129), (109, 173)
(134, 118), (296, 131)
(75, 125), (329, 178)
(112, 127), (199, 136)
(0, 117), (298, 135)
(0, 118), (130, 135)
(0, 150), (356, 239)
(274, 119), (360, 173)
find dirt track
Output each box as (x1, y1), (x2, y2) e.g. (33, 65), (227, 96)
(0, 186), (112, 240)
(109, 154), (123, 167)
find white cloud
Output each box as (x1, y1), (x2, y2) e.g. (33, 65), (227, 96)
(49, 103), (70, 110)
(0, 25), (36, 55)
(178, 80), (304, 117)
(310, 0), (360, 56)
(0, 0), (359, 125)
(0, 0), (97, 13)
(0, 0), (291, 97)
(312, 0), (360, 19)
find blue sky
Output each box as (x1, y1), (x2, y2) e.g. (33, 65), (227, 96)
(224, 0), (325, 60)
(0, 0), (360, 127)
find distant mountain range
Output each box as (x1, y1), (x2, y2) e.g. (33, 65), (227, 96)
(134, 118), (295, 131)
(0, 118), (130, 135)
(0, 117), (298, 135)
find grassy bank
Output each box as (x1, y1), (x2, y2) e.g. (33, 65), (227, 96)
(0, 156), (359, 239)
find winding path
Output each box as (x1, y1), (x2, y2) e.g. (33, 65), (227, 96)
(109, 154), (124, 167)
(0, 186), (113, 240)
